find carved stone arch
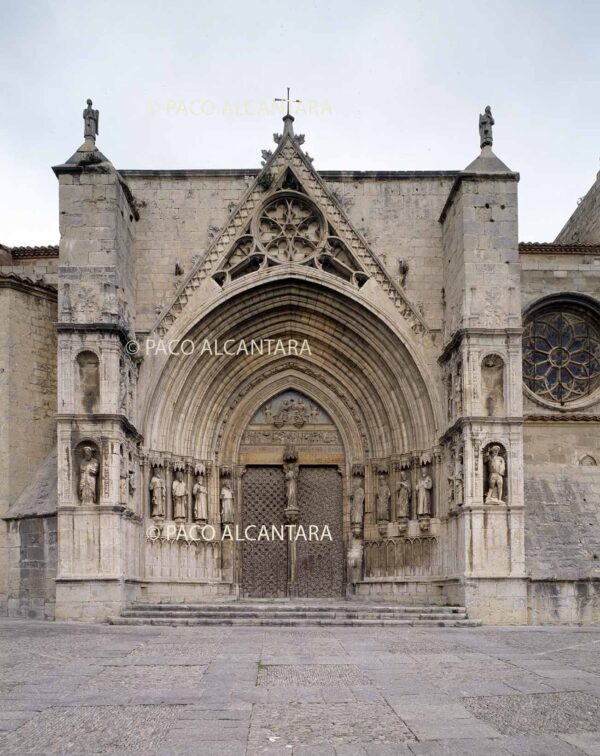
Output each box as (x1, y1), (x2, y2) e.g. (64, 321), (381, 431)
(139, 273), (442, 459)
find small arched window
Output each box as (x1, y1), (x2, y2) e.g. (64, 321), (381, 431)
(522, 298), (600, 405)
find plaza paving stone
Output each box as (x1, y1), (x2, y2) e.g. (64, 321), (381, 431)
(0, 619), (599, 754)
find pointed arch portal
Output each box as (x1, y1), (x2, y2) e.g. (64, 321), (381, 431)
(140, 273), (439, 597)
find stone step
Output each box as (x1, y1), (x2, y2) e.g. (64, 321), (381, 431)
(108, 615), (482, 627)
(129, 602), (467, 614)
(121, 609), (468, 621)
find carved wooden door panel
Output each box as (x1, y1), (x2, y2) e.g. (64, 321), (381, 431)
(296, 466), (344, 597)
(241, 466), (287, 598)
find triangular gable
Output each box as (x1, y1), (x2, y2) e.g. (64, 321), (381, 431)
(152, 117), (427, 338)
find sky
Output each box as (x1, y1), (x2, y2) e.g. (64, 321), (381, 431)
(1, 0), (599, 246)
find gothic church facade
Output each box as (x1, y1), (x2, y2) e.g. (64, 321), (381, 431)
(1, 103), (599, 624)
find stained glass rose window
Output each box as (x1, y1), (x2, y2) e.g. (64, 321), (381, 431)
(522, 309), (600, 404)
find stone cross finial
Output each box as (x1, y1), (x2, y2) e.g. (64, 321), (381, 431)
(479, 105), (494, 148)
(83, 98), (99, 141)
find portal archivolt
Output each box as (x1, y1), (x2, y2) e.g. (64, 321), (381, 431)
(141, 276), (439, 461)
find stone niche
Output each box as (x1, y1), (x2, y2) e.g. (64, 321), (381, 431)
(481, 354), (504, 417)
(76, 350), (100, 413)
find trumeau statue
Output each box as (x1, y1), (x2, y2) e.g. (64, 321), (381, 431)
(479, 105), (494, 148)
(485, 445), (506, 503)
(149, 469), (166, 518)
(172, 471), (188, 521)
(78, 445), (99, 504)
(396, 471), (411, 519)
(376, 474), (391, 522)
(220, 480), (235, 524)
(83, 99), (99, 140)
(192, 474), (208, 523)
(416, 468), (433, 517)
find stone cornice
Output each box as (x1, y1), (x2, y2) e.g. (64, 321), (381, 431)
(0, 271), (57, 301)
(438, 327), (523, 363)
(56, 412), (143, 441)
(56, 321), (132, 346)
(524, 413), (600, 423)
(519, 242), (600, 255)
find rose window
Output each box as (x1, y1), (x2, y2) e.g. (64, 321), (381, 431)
(522, 310), (600, 403)
(256, 194), (325, 262)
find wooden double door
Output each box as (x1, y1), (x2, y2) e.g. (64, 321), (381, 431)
(240, 465), (344, 598)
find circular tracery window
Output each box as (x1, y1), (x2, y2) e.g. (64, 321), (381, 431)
(255, 193), (326, 262)
(522, 309), (600, 404)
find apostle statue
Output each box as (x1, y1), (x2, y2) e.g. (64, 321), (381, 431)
(479, 105), (494, 148)
(83, 99), (99, 140)
(416, 468), (433, 517)
(172, 471), (188, 521)
(149, 469), (166, 519)
(396, 471), (411, 519)
(192, 473), (208, 523)
(376, 473), (391, 522)
(220, 480), (235, 524)
(485, 445), (506, 503)
(350, 480), (365, 536)
(79, 445), (99, 504)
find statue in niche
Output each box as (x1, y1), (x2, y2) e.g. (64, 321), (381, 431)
(447, 375), (453, 421)
(455, 449), (464, 506)
(479, 105), (494, 148)
(454, 366), (463, 416)
(193, 473), (209, 523)
(83, 99), (99, 140)
(350, 479), (365, 536)
(220, 480), (235, 524)
(149, 469), (166, 518)
(172, 471), (188, 521)
(396, 471), (411, 519)
(78, 445), (99, 504)
(485, 445), (506, 503)
(376, 473), (391, 522)
(482, 354), (504, 417)
(119, 361), (128, 412)
(416, 468), (433, 517)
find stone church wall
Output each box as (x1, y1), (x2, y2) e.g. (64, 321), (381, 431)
(4, 515), (57, 620)
(0, 283), (57, 616)
(123, 170), (454, 332)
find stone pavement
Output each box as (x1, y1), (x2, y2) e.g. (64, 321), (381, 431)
(1, 619), (600, 755)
